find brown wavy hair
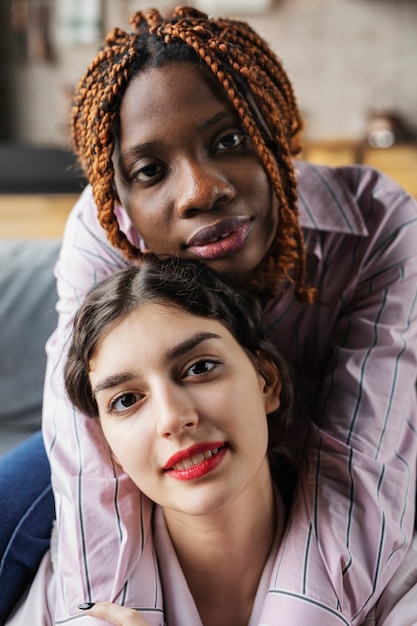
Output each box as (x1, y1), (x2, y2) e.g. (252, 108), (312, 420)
(70, 6), (314, 301)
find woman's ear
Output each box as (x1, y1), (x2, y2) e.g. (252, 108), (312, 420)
(255, 353), (281, 414)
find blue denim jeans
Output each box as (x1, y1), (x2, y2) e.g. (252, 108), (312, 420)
(0, 431), (54, 624)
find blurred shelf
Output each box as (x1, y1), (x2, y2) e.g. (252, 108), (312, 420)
(302, 139), (417, 198)
(362, 144), (417, 197)
(0, 144), (85, 194)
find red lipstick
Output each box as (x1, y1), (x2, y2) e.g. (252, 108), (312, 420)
(164, 441), (227, 481)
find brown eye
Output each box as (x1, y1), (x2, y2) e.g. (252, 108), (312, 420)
(216, 132), (246, 152)
(110, 392), (142, 413)
(185, 360), (218, 377)
(132, 162), (165, 183)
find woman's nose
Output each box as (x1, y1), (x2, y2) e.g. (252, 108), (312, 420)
(175, 158), (235, 217)
(154, 386), (199, 438)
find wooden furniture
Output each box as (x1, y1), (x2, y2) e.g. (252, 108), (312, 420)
(0, 193), (78, 238)
(302, 140), (417, 199)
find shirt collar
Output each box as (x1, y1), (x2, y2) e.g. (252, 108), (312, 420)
(294, 160), (368, 236)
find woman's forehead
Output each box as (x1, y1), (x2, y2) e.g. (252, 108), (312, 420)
(116, 62), (238, 149)
(90, 301), (237, 366)
(124, 61), (232, 113)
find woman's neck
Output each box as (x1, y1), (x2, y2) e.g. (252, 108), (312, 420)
(163, 477), (285, 626)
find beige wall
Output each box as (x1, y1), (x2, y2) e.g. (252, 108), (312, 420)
(11, 0), (417, 145)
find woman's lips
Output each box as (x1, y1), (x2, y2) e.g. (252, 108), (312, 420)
(186, 218), (252, 260)
(164, 442), (228, 481)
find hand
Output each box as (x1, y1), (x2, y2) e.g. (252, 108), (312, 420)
(78, 602), (152, 625)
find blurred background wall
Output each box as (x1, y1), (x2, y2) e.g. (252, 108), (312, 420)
(1, 0), (416, 147)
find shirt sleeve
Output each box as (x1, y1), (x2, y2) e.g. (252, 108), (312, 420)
(266, 168), (417, 624)
(41, 187), (162, 622)
(373, 531), (417, 624)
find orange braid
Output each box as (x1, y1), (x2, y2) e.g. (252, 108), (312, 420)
(70, 6), (314, 302)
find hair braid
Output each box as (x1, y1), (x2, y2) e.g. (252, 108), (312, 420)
(70, 6), (315, 301)
(71, 28), (145, 260)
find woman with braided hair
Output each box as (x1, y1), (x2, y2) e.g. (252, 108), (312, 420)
(71, 6), (308, 298)
(2, 5), (417, 625)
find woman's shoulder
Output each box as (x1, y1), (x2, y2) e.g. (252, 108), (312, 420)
(295, 159), (417, 235)
(58, 186), (133, 287)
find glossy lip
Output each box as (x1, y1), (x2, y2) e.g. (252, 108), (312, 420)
(163, 441), (227, 481)
(164, 441), (226, 470)
(186, 217), (252, 260)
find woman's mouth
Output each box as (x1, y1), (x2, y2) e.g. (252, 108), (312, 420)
(164, 443), (228, 481)
(171, 447), (221, 471)
(186, 218), (252, 260)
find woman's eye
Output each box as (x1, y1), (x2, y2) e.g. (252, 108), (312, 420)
(110, 392), (142, 413)
(132, 162), (164, 183)
(186, 360), (218, 377)
(216, 131), (246, 152)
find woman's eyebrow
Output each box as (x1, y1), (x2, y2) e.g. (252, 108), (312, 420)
(197, 110), (235, 132)
(118, 141), (157, 163)
(167, 331), (221, 361)
(91, 332), (221, 396)
(92, 371), (137, 396)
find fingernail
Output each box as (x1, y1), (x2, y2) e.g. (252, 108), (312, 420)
(78, 602), (95, 610)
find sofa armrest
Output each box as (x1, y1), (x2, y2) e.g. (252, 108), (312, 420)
(0, 239), (60, 454)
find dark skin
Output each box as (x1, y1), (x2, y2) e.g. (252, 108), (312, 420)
(112, 62), (280, 285)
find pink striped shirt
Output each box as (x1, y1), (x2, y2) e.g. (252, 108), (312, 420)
(8, 511), (417, 625)
(42, 161), (417, 625)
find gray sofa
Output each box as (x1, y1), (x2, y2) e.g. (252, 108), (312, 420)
(0, 239), (61, 455)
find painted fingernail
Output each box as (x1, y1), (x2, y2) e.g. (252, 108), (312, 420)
(78, 602), (96, 610)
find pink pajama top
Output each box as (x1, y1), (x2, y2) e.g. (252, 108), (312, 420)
(8, 500), (417, 625)
(41, 161), (417, 624)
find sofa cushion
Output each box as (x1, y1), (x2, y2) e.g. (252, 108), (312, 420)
(0, 239), (60, 453)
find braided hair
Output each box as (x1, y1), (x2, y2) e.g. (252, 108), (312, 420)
(71, 6), (314, 301)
